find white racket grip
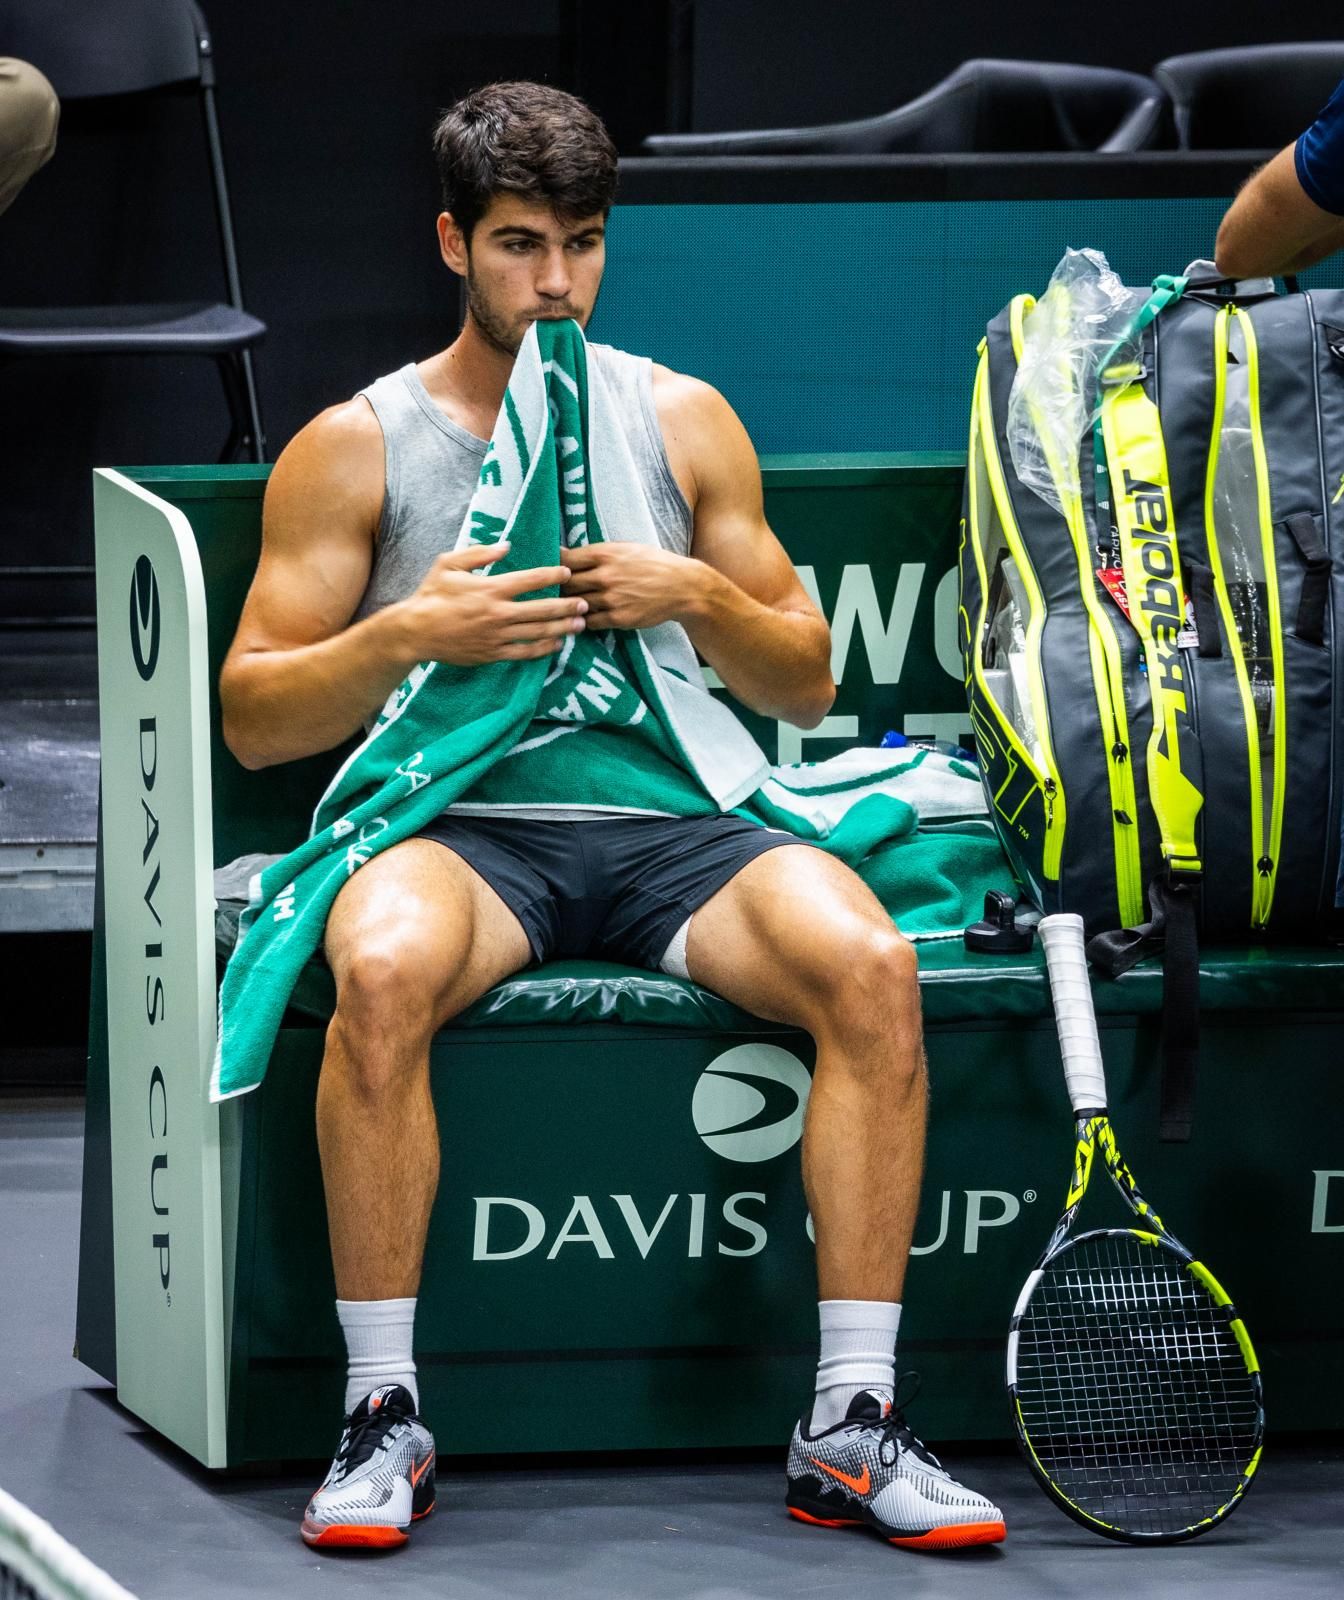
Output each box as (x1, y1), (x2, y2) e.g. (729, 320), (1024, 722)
(1038, 913), (1108, 1114)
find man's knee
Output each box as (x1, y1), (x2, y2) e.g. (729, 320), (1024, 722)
(814, 924), (922, 1047)
(327, 933), (446, 1090)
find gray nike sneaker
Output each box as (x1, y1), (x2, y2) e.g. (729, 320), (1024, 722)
(786, 1387), (1005, 1550)
(301, 1385), (436, 1549)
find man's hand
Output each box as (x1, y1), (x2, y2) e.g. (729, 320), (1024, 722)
(561, 542), (705, 631)
(394, 541), (589, 665)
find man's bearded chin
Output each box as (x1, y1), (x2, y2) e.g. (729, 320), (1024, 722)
(464, 274), (595, 357)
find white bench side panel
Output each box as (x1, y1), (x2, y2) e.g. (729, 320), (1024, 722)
(93, 468), (226, 1468)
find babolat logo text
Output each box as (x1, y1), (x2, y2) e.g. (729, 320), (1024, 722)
(129, 554), (161, 682)
(1120, 467), (1185, 700)
(691, 1045), (812, 1163)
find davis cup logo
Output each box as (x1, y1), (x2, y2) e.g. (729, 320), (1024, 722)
(129, 554), (161, 681)
(692, 1044), (812, 1163)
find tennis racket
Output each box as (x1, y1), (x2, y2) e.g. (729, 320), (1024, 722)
(1006, 913), (1264, 1543)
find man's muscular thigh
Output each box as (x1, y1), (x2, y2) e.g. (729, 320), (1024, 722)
(324, 837), (532, 1035)
(683, 845), (914, 1032)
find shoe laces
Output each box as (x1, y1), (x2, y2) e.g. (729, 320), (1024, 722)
(335, 1401), (411, 1477)
(862, 1372), (948, 1476)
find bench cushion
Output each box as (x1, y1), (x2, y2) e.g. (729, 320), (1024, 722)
(272, 941), (1344, 1030)
(216, 863), (1344, 1027)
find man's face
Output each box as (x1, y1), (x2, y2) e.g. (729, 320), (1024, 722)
(438, 194), (606, 357)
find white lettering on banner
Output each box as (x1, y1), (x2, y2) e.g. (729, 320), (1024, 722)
(963, 1190), (1021, 1253)
(469, 1186), (1035, 1263)
(1312, 1171), (1344, 1233)
(611, 1193), (679, 1259)
(470, 1192), (773, 1262)
(473, 1197), (546, 1261)
(718, 1193), (767, 1257)
(903, 712), (973, 745)
(687, 1192), (706, 1259)
(546, 1196), (615, 1259)
(932, 568), (962, 681)
(909, 1190), (951, 1256)
(794, 564), (925, 686)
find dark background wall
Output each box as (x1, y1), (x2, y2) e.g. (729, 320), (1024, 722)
(690, 1), (1334, 130)
(0, 0), (1335, 615)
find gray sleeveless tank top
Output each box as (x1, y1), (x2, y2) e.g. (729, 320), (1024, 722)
(351, 342), (694, 820)
(353, 342), (691, 626)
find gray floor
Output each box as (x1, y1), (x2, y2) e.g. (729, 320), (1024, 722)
(0, 630), (100, 934)
(3, 1098), (1342, 1600)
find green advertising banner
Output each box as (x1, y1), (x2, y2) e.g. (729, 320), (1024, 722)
(231, 1008), (1343, 1461)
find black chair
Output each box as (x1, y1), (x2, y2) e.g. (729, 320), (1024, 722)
(642, 59), (1167, 157)
(1155, 43), (1344, 151)
(0, 0), (265, 461)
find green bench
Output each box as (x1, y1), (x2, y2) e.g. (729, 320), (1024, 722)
(76, 461), (1344, 1469)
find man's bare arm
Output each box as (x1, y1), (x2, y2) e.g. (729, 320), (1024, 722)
(664, 374), (834, 728)
(220, 400), (588, 770)
(1215, 144), (1344, 279)
(220, 402), (407, 769)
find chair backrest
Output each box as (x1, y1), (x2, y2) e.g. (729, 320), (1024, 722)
(0, 0), (207, 101)
(642, 57), (1165, 157)
(891, 59), (1166, 155)
(1155, 43), (1344, 150)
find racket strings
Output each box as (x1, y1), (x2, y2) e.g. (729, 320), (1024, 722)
(1014, 1232), (1261, 1537)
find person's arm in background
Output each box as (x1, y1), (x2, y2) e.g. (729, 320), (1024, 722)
(1216, 78), (1344, 279)
(0, 58), (58, 217)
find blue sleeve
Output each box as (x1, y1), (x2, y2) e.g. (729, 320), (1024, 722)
(1295, 77), (1344, 215)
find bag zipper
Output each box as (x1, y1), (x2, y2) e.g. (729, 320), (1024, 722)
(967, 342), (1065, 879)
(1203, 306), (1287, 927)
(1241, 311), (1288, 925)
(1306, 291), (1342, 918)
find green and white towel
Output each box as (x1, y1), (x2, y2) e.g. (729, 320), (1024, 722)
(213, 321), (1012, 1101)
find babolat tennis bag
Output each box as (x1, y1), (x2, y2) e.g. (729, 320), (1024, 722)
(959, 251), (1344, 1138)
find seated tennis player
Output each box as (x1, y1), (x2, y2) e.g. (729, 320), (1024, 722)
(219, 80), (1004, 1554)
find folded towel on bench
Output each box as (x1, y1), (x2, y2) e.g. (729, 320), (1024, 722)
(213, 322), (1012, 1101)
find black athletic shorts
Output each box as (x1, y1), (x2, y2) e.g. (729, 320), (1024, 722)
(412, 812), (812, 971)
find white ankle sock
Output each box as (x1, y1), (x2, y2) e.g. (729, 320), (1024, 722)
(336, 1297), (419, 1416)
(812, 1298), (901, 1431)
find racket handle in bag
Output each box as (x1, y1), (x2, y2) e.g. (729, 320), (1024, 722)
(1038, 913), (1108, 1115)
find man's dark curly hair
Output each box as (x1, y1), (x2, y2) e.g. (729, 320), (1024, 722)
(432, 81), (618, 242)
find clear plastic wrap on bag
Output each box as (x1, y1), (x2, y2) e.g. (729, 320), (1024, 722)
(982, 555), (1047, 772)
(1007, 248), (1145, 519)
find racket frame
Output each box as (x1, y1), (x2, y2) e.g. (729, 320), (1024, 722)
(1009, 913), (1265, 1542)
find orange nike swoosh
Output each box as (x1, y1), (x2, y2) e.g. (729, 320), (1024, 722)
(409, 1452), (434, 1488)
(810, 1458), (870, 1495)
